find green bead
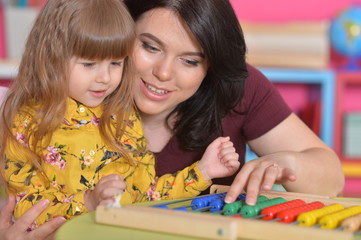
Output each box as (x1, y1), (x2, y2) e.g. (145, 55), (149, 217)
(241, 197), (287, 218)
(256, 195), (269, 203)
(223, 201), (243, 216)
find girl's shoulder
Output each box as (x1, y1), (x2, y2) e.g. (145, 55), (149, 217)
(126, 110), (143, 134)
(13, 104), (40, 131)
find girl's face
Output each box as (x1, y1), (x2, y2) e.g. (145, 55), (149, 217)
(68, 57), (124, 107)
(132, 8), (208, 117)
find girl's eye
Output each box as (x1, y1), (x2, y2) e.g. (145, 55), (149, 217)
(82, 62), (95, 67)
(142, 41), (159, 52)
(111, 61), (123, 66)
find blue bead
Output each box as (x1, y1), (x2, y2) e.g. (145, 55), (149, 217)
(209, 199), (224, 212)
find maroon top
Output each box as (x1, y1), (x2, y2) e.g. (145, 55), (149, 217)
(154, 65), (292, 186)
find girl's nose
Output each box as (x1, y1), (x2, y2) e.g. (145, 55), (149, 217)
(95, 67), (111, 83)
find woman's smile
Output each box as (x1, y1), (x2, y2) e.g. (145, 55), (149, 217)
(144, 81), (170, 95)
(139, 79), (173, 102)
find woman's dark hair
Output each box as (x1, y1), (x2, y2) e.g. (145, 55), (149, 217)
(125, 0), (248, 150)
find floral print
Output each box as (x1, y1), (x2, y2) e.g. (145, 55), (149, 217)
(15, 132), (27, 146)
(4, 98), (211, 228)
(44, 145), (67, 169)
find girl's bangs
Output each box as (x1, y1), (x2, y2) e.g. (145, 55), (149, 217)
(69, 4), (135, 60)
(70, 27), (134, 60)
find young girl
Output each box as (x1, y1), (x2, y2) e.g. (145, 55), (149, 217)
(0, 0), (239, 228)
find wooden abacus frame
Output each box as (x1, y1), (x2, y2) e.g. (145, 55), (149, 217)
(95, 185), (361, 240)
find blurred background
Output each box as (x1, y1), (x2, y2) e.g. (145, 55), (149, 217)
(232, 0), (361, 198)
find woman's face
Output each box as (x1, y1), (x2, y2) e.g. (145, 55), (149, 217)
(132, 8), (208, 117)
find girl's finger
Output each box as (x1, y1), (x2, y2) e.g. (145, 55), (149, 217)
(220, 152), (239, 163)
(98, 174), (123, 184)
(219, 146), (236, 159)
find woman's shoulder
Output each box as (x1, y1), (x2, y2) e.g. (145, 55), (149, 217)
(246, 64), (272, 86)
(243, 64), (285, 101)
(238, 64), (292, 140)
(233, 64), (276, 109)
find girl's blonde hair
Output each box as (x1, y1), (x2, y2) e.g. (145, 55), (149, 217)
(0, 0), (136, 177)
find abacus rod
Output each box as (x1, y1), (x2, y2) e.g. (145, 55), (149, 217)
(313, 223), (323, 228)
(152, 193), (225, 207)
(193, 206), (213, 212)
(289, 220), (301, 225)
(152, 197), (197, 207)
(335, 225), (347, 231)
(269, 217), (282, 222)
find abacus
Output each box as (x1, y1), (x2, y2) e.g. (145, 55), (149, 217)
(95, 185), (361, 240)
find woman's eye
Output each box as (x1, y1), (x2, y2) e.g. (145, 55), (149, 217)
(142, 41), (159, 52)
(183, 59), (199, 66)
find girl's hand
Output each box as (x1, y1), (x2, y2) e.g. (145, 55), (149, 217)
(84, 174), (126, 211)
(198, 137), (240, 180)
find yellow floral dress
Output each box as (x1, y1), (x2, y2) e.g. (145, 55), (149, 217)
(4, 98), (211, 229)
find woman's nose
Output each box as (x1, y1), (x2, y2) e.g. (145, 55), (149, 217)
(152, 57), (174, 82)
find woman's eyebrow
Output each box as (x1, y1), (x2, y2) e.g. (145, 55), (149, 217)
(139, 33), (205, 58)
(140, 33), (164, 47)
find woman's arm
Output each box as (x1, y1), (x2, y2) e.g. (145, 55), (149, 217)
(225, 113), (345, 205)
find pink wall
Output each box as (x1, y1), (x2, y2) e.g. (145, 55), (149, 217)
(0, 5), (6, 58)
(230, 0), (361, 22)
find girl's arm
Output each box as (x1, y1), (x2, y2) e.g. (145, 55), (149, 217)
(131, 137), (239, 202)
(5, 156), (88, 228)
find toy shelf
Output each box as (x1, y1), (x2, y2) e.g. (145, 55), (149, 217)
(246, 67), (335, 162)
(261, 67), (335, 147)
(334, 71), (361, 162)
(334, 71), (361, 198)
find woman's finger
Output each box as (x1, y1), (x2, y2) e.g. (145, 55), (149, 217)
(29, 217), (66, 240)
(11, 199), (49, 233)
(0, 195), (16, 228)
(261, 164), (279, 191)
(224, 166), (253, 203)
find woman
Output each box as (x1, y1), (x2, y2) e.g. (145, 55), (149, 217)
(124, 0), (345, 205)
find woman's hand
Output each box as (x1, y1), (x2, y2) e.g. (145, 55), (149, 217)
(224, 151), (297, 205)
(225, 113), (344, 206)
(0, 194), (66, 240)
